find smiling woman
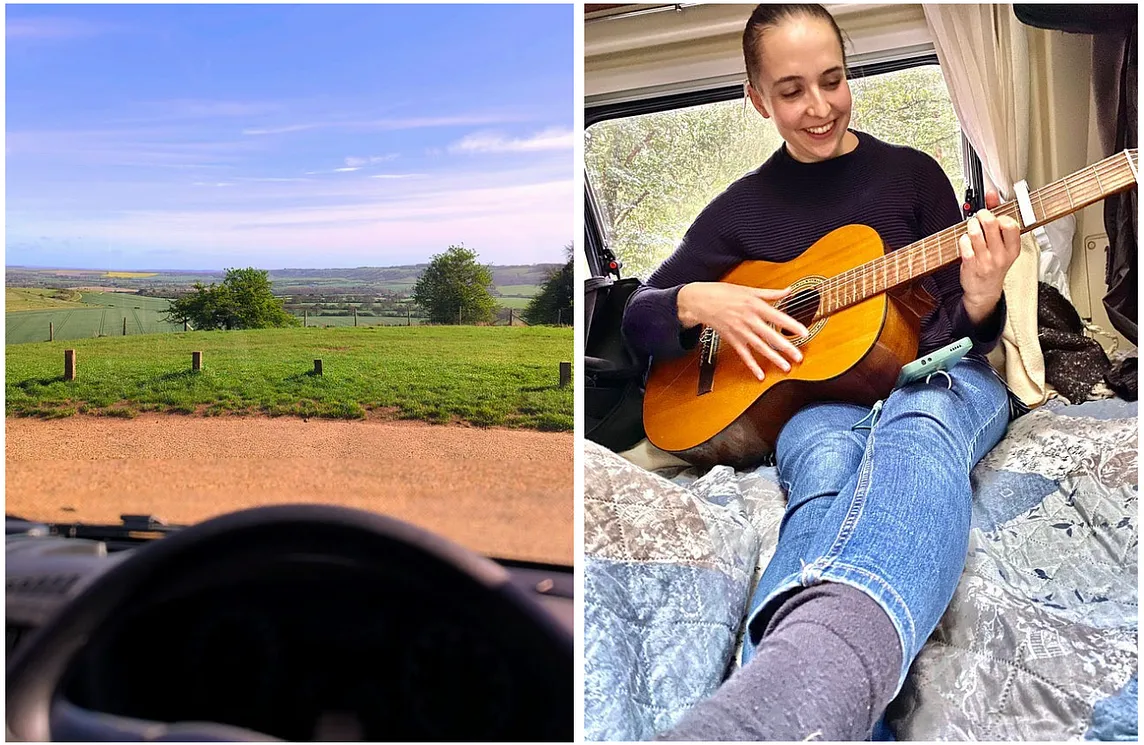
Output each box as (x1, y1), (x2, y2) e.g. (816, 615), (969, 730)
(4, 3), (574, 742)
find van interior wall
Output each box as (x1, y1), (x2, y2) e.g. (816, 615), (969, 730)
(1026, 26), (1132, 353)
(585, 3), (933, 103)
(585, 3), (1134, 352)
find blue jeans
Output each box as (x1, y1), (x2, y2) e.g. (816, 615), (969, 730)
(739, 358), (1011, 696)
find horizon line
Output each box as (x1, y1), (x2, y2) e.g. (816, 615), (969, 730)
(6, 260), (564, 273)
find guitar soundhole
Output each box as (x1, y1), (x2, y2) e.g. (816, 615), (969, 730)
(778, 288), (821, 339)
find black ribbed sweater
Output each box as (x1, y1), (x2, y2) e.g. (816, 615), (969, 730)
(622, 130), (1005, 362)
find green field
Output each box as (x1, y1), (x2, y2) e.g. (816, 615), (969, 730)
(300, 315), (427, 327)
(7, 292), (184, 345)
(8, 264), (556, 299)
(496, 284), (539, 296)
(6, 325), (572, 430)
(7, 288), (86, 312)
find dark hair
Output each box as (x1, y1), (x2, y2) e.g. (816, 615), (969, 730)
(742, 4), (847, 90)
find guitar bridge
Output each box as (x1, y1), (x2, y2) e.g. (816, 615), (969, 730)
(698, 327), (719, 395)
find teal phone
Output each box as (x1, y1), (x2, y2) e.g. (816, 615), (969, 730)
(895, 337), (973, 388)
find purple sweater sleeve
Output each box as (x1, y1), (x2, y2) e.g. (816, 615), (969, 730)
(913, 156), (1007, 356)
(621, 197), (741, 360)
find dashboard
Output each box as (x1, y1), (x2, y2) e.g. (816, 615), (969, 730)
(6, 517), (573, 741)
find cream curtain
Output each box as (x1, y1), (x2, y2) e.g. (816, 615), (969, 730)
(924, 4), (1029, 195)
(924, 4), (1048, 407)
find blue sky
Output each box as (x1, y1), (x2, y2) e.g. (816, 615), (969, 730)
(6, 4), (573, 270)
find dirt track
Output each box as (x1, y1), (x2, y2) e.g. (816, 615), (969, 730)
(6, 416), (573, 566)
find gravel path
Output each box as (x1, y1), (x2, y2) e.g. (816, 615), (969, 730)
(6, 415), (573, 566)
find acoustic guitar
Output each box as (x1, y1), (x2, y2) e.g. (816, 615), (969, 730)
(643, 149), (1138, 470)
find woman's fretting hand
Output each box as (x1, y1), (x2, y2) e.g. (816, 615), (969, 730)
(677, 282), (809, 381)
(958, 189), (1022, 324)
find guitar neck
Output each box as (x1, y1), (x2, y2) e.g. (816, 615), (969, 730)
(818, 148), (1139, 318)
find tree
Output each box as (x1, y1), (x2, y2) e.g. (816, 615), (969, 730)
(585, 101), (781, 279)
(164, 267), (299, 330)
(412, 245), (499, 324)
(524, 244), (573, 325)
(849, 66), (965, 196)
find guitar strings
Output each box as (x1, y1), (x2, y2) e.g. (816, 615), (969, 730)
(816, 154), (1134, 308)
(820, 152), (1137, 303)
(763, 152), (1137, 324)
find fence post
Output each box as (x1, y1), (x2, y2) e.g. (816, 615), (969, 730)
(49, 322), (54, 342)
(123, 317), (128, 336)
(192, 351), (202, 371)
(407, 309), (411, 326)
(559, 361), (571, 388)
(64, 350), (77, 381)
(508, 308), (513, 326)
(304, 310), (308, 327)
(354, 308), (358, 327)
(184, 319), (189, 332)
(314, 359), (323, 376)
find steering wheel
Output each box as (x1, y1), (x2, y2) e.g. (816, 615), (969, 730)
(5, 504), (573, 741)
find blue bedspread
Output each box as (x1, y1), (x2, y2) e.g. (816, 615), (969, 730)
(584, 398), (1138, 741)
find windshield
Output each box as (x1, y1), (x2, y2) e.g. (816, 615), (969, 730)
(6, 4), (574, 567)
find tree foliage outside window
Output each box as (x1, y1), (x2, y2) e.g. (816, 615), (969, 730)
(585, 65), (966, 280)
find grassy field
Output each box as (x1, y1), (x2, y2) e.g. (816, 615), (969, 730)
(7, 288), (86, 312)
(6, 325), (573, 430)
(7, 292), (183, 344)
(300, 315), (427, 327)
(495, 283), (538, 311)
(496, 284), (539, 296)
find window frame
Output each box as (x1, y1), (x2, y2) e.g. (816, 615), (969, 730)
(583, 53), (985, 278)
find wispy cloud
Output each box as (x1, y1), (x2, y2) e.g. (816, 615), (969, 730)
(240, 123), (320, 136)
(117, 162), (233, 171)
(7, 127), (268, 169)
(6, 16), (124, 41)
(449, 127), (574, 154)
(121, 99), (287, 122)
(9, 178), (574, 265)
(233, 176), (312, 183)
(344, 154), (398, 167)
(242, 113), (524, 136)
(305, 166), (363, 175)
(370, 173), (422, 180)
(453, 128), (574, 154)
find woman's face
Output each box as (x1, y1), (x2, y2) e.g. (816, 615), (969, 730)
(747, 15), (855, 163)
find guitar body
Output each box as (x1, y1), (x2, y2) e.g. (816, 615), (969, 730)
(643, 225), (935, 470)
(642, 149), (1139, 469)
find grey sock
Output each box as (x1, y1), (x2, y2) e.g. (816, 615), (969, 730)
(657, 582), (903, 741)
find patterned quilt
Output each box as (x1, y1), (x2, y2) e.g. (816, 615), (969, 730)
(584, 398), (1138, 741)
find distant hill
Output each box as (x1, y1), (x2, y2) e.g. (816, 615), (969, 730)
(6, 263), (561, 297)
(270, 264), (558, 287)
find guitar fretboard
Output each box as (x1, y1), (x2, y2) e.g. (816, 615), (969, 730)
(817, 148), (1138, 318)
